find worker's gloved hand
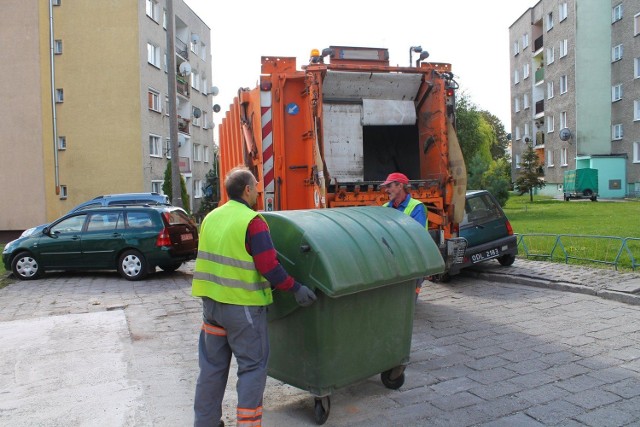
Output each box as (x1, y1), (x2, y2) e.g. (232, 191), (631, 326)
(294, 285), (317, 307)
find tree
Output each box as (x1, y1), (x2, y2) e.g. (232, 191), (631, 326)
(162, 161), (191, 213)
(480, 110), (510, 161)
(514, 144), (545, 202)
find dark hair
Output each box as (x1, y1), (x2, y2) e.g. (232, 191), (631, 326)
(225, 166), (256, 199)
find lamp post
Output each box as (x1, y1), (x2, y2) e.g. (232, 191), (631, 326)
(409, 46), (422, 67)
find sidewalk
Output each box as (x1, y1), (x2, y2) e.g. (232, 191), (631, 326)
(466, 258), (640, 306)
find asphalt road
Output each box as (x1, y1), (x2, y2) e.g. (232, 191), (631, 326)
(1, 260), (640, 426)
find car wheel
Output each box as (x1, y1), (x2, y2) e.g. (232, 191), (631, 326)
(118, 249), (148, 281)
(11, 252), (43, 280)
(159, 262), (182, 273)
(498, 254), (516, 266)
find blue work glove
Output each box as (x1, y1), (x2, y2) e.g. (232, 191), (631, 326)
(294, 284), (317, 307)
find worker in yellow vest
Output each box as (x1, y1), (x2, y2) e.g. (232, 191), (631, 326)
(192, 166), (316, 427)
(381, 172), (428, 299)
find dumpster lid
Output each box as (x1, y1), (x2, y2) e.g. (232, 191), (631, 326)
(262, 206), (445, 298)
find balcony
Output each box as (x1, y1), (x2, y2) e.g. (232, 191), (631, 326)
(178, 117), (190, 135)
(535, 67), (544, 84)
(535, 131), (545, 146)
(534, 35), (543, 52)
(177, 76), (190, 97)
(176, 37), (188, 59)
(535, 100), (544, 117)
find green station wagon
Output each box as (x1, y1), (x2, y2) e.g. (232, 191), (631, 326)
(3, 205), (198, 281)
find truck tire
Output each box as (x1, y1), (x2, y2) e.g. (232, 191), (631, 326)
(583, 189), (593, 197)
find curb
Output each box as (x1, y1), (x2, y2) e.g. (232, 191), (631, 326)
(471, 271), (640, 306)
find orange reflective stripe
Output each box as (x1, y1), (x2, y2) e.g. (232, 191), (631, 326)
(237, 406), (262, 417)
(237, 421), (261, 427)
(202, 322), (226, 336)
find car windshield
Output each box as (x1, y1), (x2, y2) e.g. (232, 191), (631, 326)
(164, 209), (192, 225)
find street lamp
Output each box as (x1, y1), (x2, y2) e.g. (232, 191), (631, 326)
(409, 46), (422, 67)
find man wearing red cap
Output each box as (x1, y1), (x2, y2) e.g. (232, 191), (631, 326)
(380, 172), (427, 228)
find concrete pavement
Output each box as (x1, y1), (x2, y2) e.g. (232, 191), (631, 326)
(0, 259), (639, 426)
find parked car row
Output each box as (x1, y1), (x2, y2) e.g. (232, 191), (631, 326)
(4, 190), (518, 282)
(3, 193), (197, 281)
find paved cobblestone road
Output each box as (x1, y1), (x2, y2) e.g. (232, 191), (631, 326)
(1, 260), (640, 426)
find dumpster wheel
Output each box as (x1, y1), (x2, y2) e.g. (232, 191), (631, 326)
(313, 396), (330, 425)
(381, 366), (406, 389)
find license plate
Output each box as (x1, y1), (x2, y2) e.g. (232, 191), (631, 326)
(471, 248), (500, 263)
(181, 233), (193, 241)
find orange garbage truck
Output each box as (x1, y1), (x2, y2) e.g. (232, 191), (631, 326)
(218, 45), (467, 273)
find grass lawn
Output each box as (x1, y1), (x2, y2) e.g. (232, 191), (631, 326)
(503, 194), (640, 270)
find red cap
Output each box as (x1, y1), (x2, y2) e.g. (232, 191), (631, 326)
(381, 172), (409, 186)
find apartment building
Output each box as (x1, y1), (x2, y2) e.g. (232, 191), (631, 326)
(0, 0), (214, 232)
(509, 0), (640, 198)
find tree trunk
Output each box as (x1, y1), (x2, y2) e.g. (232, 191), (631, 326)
(529, 188), (534, 202)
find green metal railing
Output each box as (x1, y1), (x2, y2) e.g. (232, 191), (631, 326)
(517, 234), (640, 271)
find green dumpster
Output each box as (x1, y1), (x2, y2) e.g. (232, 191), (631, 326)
(261, 206), (445, 424)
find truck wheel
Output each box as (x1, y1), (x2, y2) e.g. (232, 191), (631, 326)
(583, 189), (593, 197)
(498, 254), (516, 266)
(313, 396), (330, 425)
(381, 366), (405, 389)
(590, 196), (597, 202)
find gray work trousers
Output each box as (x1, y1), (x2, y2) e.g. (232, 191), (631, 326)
(193, 297), (269, 427)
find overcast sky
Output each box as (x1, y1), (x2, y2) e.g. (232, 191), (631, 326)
(184, 0), (537, 135)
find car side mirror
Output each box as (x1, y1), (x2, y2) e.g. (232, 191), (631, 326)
(42, 227), (50, 235)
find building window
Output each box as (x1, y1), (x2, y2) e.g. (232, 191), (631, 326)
(523, 63), (530, 79)
(55, 88), (64, 103)
(165, 138), (171, 159)
(635, 58), (640, 79)
(547, 116), (555, 133)
(546, 47), (555, 64)
(635, 100), (640, 121)
(58, 136), (66, 150)
(194, 180), (203, 199)
(515, 154), (521, 169)
(560, 75), (568, 94)
(635, 12), (640, 36)
(559, 2), (568, 22)
(149, 134), (161, 157)
(612, 4), (623, 23)
(191, 72), (200, 91)
(146, 0), (159, 22)
(515, 126), (521, 140)
(547, 81), (554, 99)
(546, 12), (554, 31)
(634, 142), (640, 163)
(514, 70), (520, 84)
(194, 144), (202, 161)
(560, 148), (568, 166)
(612, 124), (623, 140)
(515, 98), (520, 113)
(163, 9), (167, 29)
(524, 122), (530, 137)
(559, 39), (568, 57)
(522, 33), (529, 49)
(612, 44), (623, 62)
(547, 150), (554, 167)
(202, 112), (209, 129)
(165, 96), (169, 116)
(151, 180), (163, 194)
(524, 93), (530, 109)
(612, 84), (623, 102)
(52, 0), (60, 5)
(54, 40), (63, 54)
(59, 185), (68, 199)
(560, 111), (567, 129)
(147, 43), (160, 68)
(148, 89), (161, 112)
(204, 146), (210, 163)
(513, 40), (520, 56)
(190, 36), (199, 55)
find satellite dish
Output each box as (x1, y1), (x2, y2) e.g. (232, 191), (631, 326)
(192, 107), (202, 118)
(213, 104), (221, 113)
(524, 137), (531, 143)
(559, 128), (572, 141)
(178, 61), (191, 76)
(209, 86), (219, 96)
(191, 33), (200, 44)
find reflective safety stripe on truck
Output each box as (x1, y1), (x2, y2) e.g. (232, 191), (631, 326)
(261, 90), (275, 211)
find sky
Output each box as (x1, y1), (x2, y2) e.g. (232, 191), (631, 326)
(183, 0), (537, 135)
